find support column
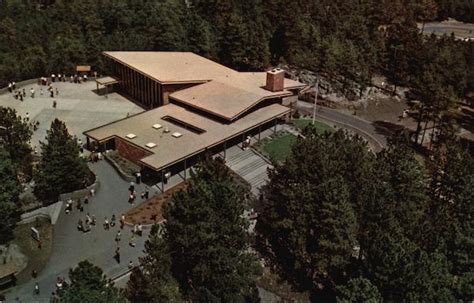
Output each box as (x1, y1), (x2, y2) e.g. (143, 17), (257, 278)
(184, 159), (187, 180)
(96, 81), (99, 92)
(161, 170), (164, 193)
(105, 85), (108, 98)
(242, 133), (245, 149)
(223, 141), (226, 159)
(258, 125), (261, 141)
(273, 119), (277, 133)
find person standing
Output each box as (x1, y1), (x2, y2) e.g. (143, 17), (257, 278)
(135, 172), (141, 184)
(53, 100), (57, 108)
(129, 234), (136, 247)
(51, 74), (55, 82)
(8, 82), (12, 93)
(111, 214), (116, 227)
(104, 217), (109, 230)
(40, 87), (43, 95)
(22, 88), (26, 98)
(120, 214), (125, 229)
(115, 230), (121, 243)
(12, 81), (16, 90)
(55, 87), (59, 96)
(19, 93), (23, 102)
(137, 224), (142, 237)
(30, 87), (35, 98)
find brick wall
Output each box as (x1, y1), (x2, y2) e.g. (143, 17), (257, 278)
(115, 137), (152, 165)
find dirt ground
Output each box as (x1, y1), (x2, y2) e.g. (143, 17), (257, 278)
(125, 182), (188, 225)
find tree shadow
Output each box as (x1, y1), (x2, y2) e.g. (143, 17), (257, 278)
(372, 120), (407, 138)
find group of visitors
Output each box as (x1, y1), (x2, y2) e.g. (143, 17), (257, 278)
(128, 181), (150, 204)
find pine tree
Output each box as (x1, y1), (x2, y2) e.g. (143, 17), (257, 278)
(125, 224), (182, 302)
(34, 119), (91, 203)
(0, 106), (32, 173)
(0, 148), (21, 244)
(336, 277), (382, 303)
(256, 129), (362, 299)
(58, 260), (124, 303)
(164, 157), (261, 301)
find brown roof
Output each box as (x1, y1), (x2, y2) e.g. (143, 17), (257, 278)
(96, 76), (119, 86)
(85, 103), (290, 170)
(170, 81), (291, 121)
(76, 65), (91, 72)
(104, 51), (307, 120)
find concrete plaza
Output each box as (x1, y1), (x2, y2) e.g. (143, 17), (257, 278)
(0, 80), (143, 148)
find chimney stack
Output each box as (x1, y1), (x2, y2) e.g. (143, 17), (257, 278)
(265, 68), (285, 92)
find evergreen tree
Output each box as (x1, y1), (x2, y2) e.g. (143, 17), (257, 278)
(256, 129), (362, 299)
(427, 141), (474, 300)
(0, 148), (21, 244)
(125, 224), (182, 302)
(164, 157), (261, 301)
(336, 277), (382, 303)
(0, 106), (33, 173)
(58, 260), (124, 303)
(34, 119), (91, 203)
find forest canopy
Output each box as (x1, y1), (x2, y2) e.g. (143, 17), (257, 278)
(0, 0), (472, 98)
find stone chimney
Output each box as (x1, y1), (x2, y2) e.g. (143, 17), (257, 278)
(265, 68), (285, 92)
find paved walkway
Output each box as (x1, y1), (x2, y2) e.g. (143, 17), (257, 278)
(4, 161), (151, 302)
(296, 101), (387, 152)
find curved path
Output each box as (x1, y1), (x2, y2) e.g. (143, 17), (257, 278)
(296, 101), (387, 152)
(5, 161), (151, 302)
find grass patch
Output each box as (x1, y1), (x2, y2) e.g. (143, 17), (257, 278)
(253, 131), (297, 164)
(263, 133), (297, 163)
(292, 118), (334, 133)
(11, 217), (53, 284)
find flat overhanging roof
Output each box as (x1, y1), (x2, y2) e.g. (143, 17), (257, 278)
(96, 76), (120, 86)
(84, 103), (290, 171)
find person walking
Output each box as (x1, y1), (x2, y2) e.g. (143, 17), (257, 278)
(111, 214), (116, 227)
(114, 247), (120, 264)
(30, 87), (35, 98)
(12, 81), (16, 90)
(104, 217), (109, 230)
(51, 74), (55, 82)
(129, 181), (135, 193)
(53, 100), (57, 108)
(115, 230), (121, 243)
(22, 88), (26, 98)
(8, 82), (12, 93)
(55, 87), (59, 96)
(34, 282), (40, 295)
(128, 260), (134, 270)
(19, 93), (23, 102)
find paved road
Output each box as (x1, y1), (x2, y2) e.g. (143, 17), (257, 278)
(4, 161), (150, 302)
(296, 101), (387, 152)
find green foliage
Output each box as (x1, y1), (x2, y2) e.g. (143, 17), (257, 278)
(125, 224), (182, 303)
(0, 148), (21, 244)
(257, 129), (364, 297)
(58, 260), (124, 303)
(0, 0), (471, 100)
(163, 157), (261, 301)
(257, 129), (470, 301)
(0, 106), (33, 174)
(336, 277), (382, 303)
(34, 119), (91, 204)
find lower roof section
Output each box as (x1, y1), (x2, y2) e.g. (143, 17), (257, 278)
(84, 103), (290, 171)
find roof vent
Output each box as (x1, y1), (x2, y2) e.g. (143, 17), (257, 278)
(164, 127), (170, 133)
(152, 124), (162, 129)
(145, 142), (157, 148)
(126, 133), (137, 139)
(172, 132), (182, 138)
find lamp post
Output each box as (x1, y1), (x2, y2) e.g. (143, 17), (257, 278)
(312, 80), (319, 125)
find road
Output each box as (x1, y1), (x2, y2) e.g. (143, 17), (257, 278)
(4, 161), (150, 302)
(296, 101), (387, 152)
